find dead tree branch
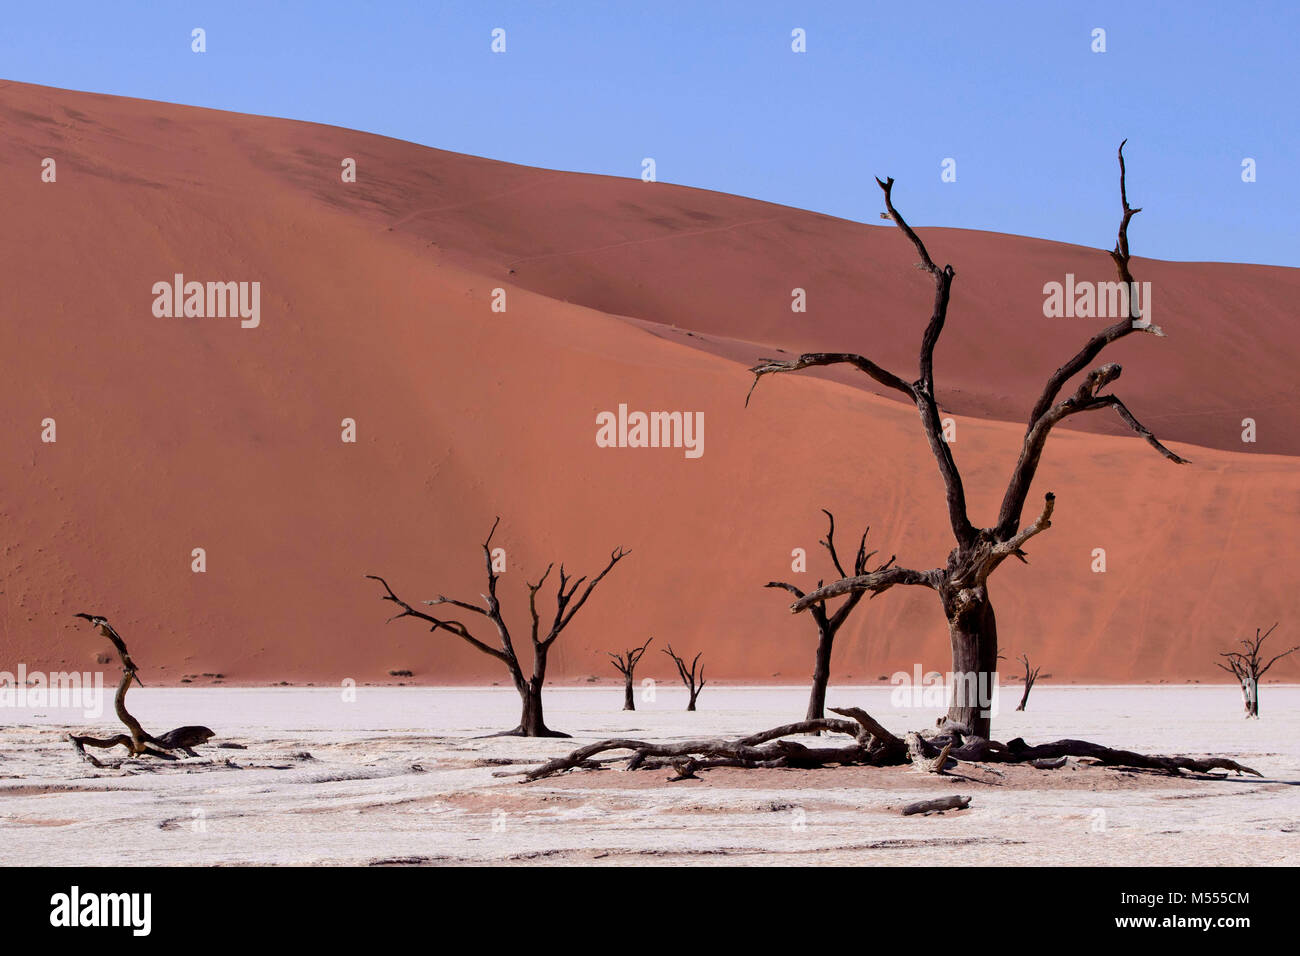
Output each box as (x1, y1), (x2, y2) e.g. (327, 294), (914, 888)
(1015, 653), (1042, 711)
(67, 615), (214, 764)
(521, 705), (1259, 781)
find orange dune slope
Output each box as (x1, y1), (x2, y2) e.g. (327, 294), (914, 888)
(1, 81), (1296, 685)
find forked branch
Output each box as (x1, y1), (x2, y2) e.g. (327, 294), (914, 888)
(997, 140), (1182, 537)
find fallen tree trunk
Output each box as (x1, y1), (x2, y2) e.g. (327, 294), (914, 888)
(902, 795), (971, 816)
(521, 705), (1261, 781)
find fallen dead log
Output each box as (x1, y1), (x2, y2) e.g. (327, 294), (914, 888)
(520, 704), (1262, 781)
(1031, 755), (1069, 770)
(902, 795), (971, 816)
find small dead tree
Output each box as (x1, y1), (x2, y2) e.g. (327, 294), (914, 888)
(1216, 623), (1295, 718)
(368, 517), (628, 737)
(747, 142), (1186, 739)
(767, 510), (890, 722)
(663, 644), (705, 711)
(609, 637), (653, 711)
(1015, 653), (1041, 711)
(68, 614), (214, 765)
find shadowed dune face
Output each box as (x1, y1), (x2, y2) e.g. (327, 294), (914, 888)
(1, 80), (1297, 686)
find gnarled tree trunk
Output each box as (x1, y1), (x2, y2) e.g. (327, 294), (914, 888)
(515, 675), (562, 737)
(942, 588), (998, 739)
(69, 614), (215, 764)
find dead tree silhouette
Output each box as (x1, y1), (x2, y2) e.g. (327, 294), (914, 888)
(67, 615), (214, 765)
(368, 517), (628, 736)
(609, 637), (652, 711)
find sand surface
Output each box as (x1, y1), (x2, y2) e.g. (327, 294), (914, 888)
(1, 80), (1297, 686)
(2, 686), (1295, 866)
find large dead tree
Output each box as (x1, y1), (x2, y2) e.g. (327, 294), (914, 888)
(766, 510), (888, 721)
(663, 644), (706, 711)
(1216, 623), (1295, 718)
(609, 637), (652, 711)
(1015, 653), (1042, 712)
(368, 518), (628, 737)
(747, 142), (1186, 738)
(68, 614), (214, 765)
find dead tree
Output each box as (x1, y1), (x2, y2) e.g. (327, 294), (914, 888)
(663, 644), (705, 711)
(521, 703), (1260, 781)
(68, 614), (214, 765)
(1216, 623), (1295, 718)
(368, 518), (628, 737)
(767, 510), (889, 721)
(747, 142), (1185, 738)
(609, 637), (653, 711)
(1015, 653), (1042, 711)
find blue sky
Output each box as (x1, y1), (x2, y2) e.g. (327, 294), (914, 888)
(5, 1), (1296, 265)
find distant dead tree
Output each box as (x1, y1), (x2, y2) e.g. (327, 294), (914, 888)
(748, 142), (1185, 738)
(68, 614), (214, 765)
(1015, 653), (1042, 711)
(609, 637), (653, 711)
(766, 510), (890, 722)
(368, 518), (628, 737)
(663, 644), (706, 711)
(1216, 623), (1295, 718)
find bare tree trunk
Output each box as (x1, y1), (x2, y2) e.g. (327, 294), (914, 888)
(505, 657), (569, 738)
(623, 678), (636, 711)
(806, 629), (832, 721)
(517, 681), (552, 737)
(944, 592), (998, 739)
(1244, 679), (1259, 718)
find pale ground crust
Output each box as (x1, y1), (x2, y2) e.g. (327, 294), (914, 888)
(1, 686), (1296, 866)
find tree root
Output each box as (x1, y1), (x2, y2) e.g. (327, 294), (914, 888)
(521, 705), (1262, 781)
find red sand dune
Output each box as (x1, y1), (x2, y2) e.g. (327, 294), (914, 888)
(1, 80), (1296, 686)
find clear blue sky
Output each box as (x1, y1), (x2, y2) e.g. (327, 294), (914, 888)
(5, 1), (1296, 265)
